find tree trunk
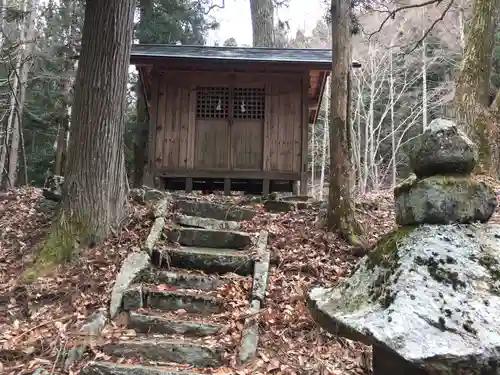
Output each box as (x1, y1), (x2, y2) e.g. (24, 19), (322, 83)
(54, 67), (72, 176)
(0, 69), (18, 188)
(13, 0), (36, 187)
(6, 0), (30, 188)
(249, 0), (274, 47)
(327, 0), (361, 244)
(25, 0), (136, 279)
(133, 0), (153, 187)
(319, 76), (330, 200)
(453, 0), (498, 174)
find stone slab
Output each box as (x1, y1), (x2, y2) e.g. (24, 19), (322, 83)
(175, 199), (255, 221)
(122, 284), (144, 311)
(152, 247), (254, 276)
(110, 252), (150, 318)
(128, 311), (223, 336)
(81, 361), (206, 375)
(251, 231), (270, 302)
(136, 269), (225, 291)
(100, 338), (223, 367)
(176, 214), (239, 231)
(144, 216), (165, 255)
(263, 200), (296, 213)
(238, 299), (261, 364)
(147, 289), (224, 314)
(167, 227), (252, 249)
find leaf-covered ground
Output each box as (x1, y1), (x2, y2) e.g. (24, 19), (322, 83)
(1, 178), (499, 375)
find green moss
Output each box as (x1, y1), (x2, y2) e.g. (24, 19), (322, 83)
(22, 212), (91, 281)
(362, 226), (415, 308)
(394, 174), (478, 197)
(366, 226), (415, 270)
(393, 174), (417, 196)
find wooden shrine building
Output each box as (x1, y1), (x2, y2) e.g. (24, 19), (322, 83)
(130, 44), (332, 195)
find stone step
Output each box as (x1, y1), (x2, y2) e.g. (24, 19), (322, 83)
(175, 214), (239, 231)
(152, 247), (254, 276)
(122, 285), (224, 314)
(81, 361), (208, 375)
(136, 269), (226, 291)
(148, 289), (224, 314)
(174, 199), (255, 221)
(166, 227), (252, 249)
(99, 337), (223, 367)
(128, 311), (223, 336)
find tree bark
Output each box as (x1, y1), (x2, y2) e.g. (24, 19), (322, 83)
(25, 0), (136, 279)
(327, 0), (361, 244)
(249, 0), (274, 47)
(453, 0), (499, 174)
(133, 0), (153, 188)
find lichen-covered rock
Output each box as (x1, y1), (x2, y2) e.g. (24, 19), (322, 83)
(394, 175), (497, 225)
(175, 199), (255, 221)
(263, 200), (296, 213)
(307, 224), (500, 374)
(128, 188), (145, 203)
(409, 118), (477, 178)
(143, 187), (166, 202)
(110, 252), (150, 318)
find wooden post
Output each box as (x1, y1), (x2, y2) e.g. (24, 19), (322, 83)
(300, 71), (309, 196)
(262, 179), (270, 197)
(224, 178), (231, 196)
(185, 177), (193, 193)
(144, 68), (160, 188)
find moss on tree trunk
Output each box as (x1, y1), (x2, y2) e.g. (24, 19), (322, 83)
(23, 0), (136, 281)
(326, 0), (362, 244)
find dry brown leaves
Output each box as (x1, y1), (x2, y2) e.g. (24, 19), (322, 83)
(2, 185), (499, 375)
(0, 187), (152, 375)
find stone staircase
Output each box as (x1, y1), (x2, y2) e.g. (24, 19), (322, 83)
(81, 197), (269, 375)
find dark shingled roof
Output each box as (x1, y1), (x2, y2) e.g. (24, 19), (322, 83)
(131, 44), (332, 66)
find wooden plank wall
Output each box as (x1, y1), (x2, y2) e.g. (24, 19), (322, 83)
(264, 77), (302, 173)
(151, 71), (193, 170)
(149, 70), (304, 176)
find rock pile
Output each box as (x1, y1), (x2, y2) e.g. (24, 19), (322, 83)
(306, 119), (500, 375)
(395, 118), (497, 225)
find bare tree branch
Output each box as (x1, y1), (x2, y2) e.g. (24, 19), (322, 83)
(367, 0), (445, 38)
(405, 0), (454, 54)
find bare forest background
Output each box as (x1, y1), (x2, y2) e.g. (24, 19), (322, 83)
(0, 0), (491, 198)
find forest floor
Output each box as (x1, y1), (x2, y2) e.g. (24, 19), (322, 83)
(1, 176), (500, 375)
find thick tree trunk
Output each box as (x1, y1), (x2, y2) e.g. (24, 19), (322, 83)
(249, 0), (274, 47)
(327, 0), (361, 244)
(25, 0), (136, 279)
(453, 0), (499, 174)
(133, 0), (153, 187)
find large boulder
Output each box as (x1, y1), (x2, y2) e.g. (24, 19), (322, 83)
(408, 119), (477, 178)
(307, 224), (500, 374)
(394, 175), (497, 225)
